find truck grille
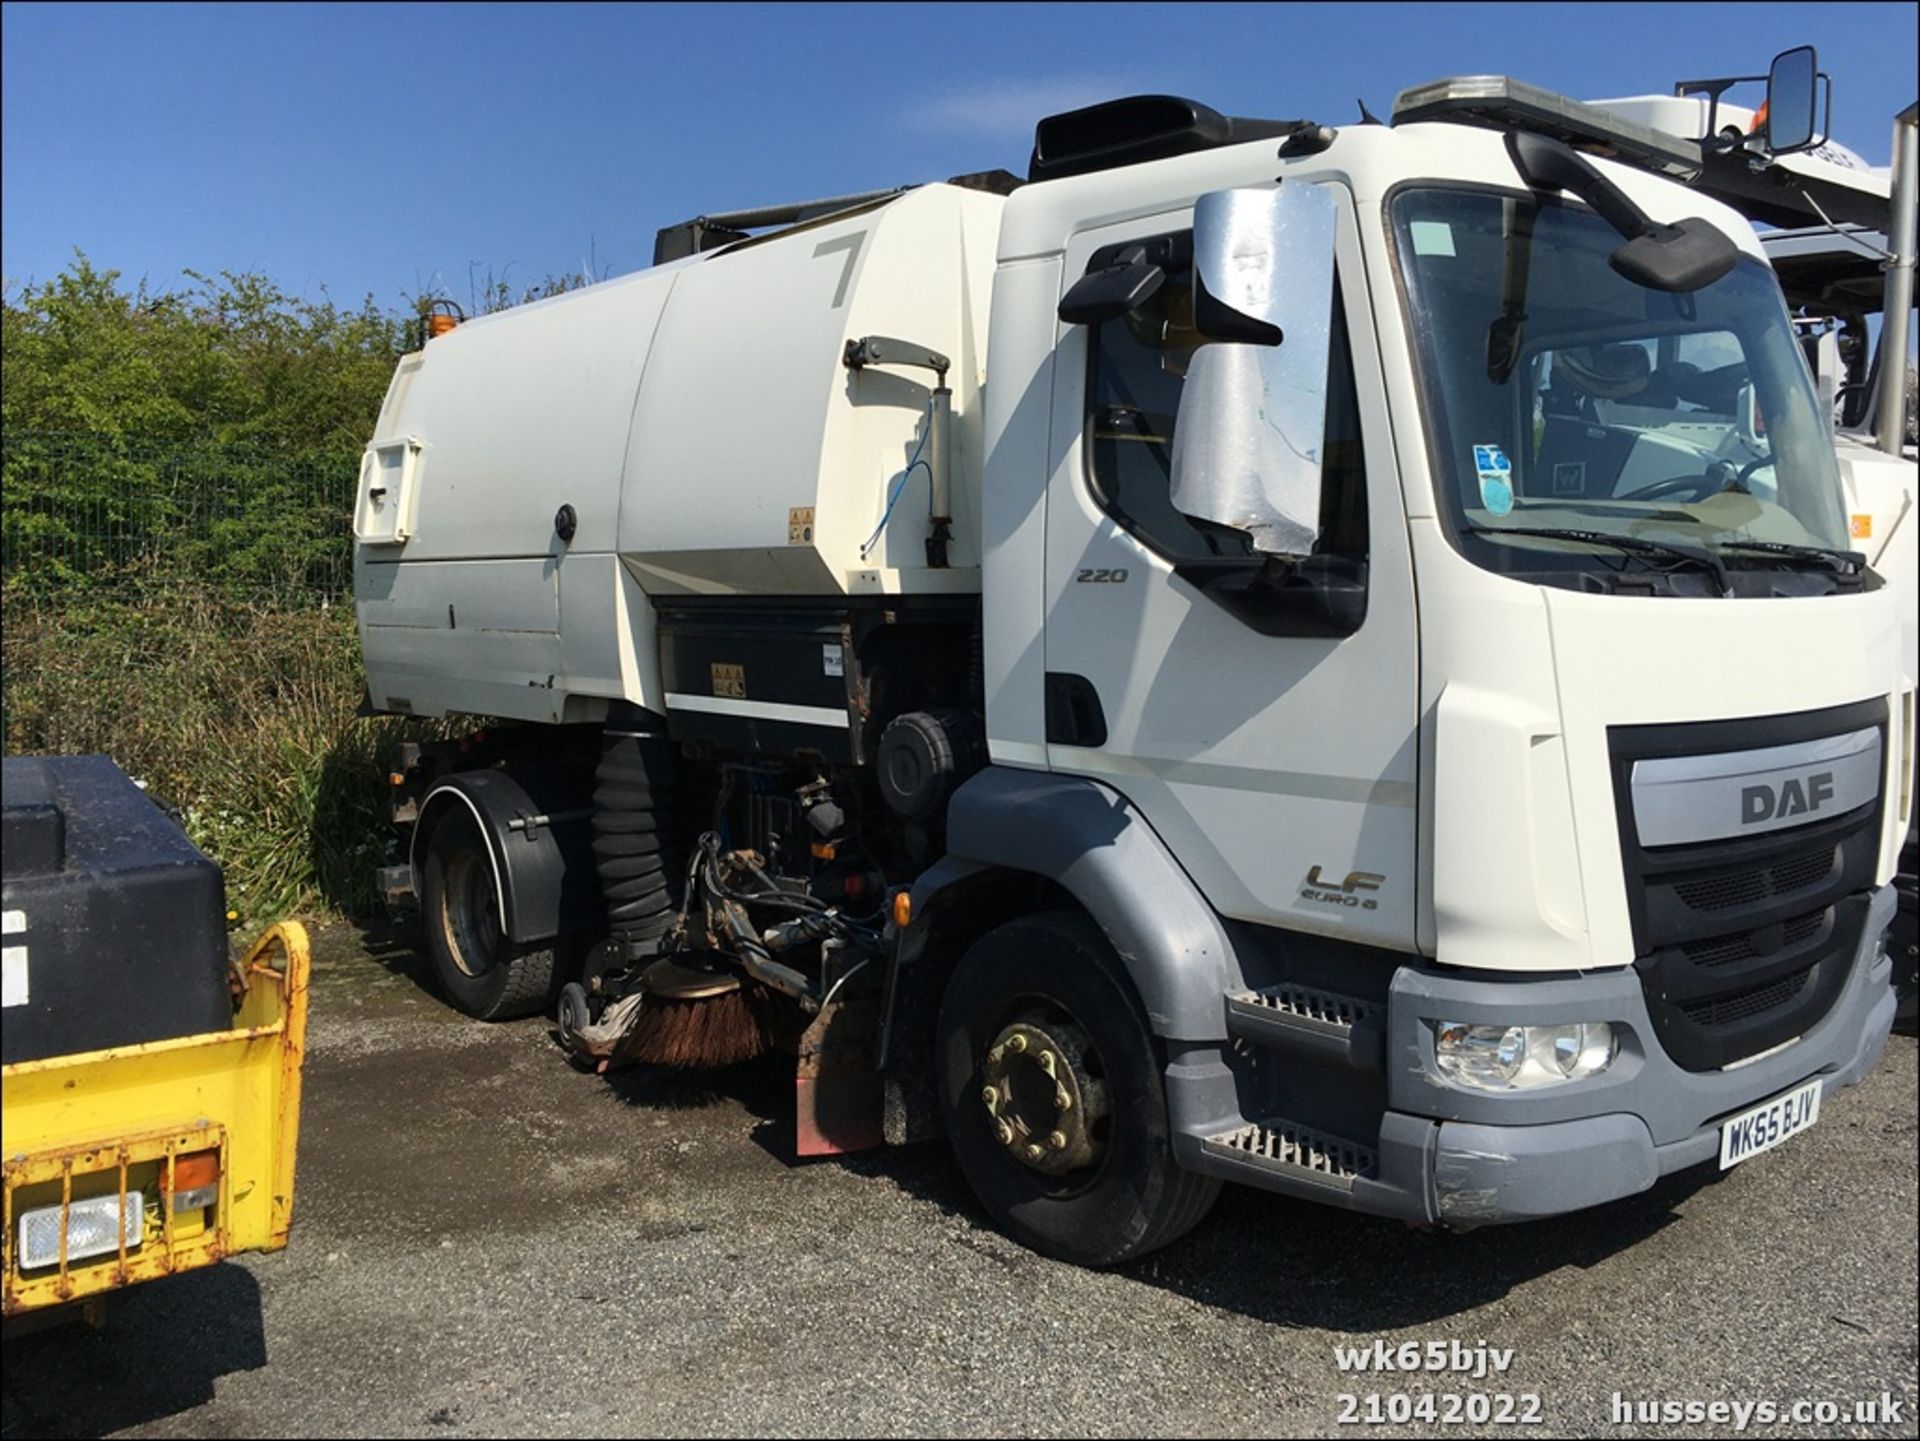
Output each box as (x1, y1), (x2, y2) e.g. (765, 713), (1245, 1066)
(1610, 700), (1886, 1072)
(1679, 907), (1827, 968)
(1672, 847), (1836, 914)
(1679, 968), (1812, 1028)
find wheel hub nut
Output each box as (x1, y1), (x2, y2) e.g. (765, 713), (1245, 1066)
(978, 1018), (1108, 1176)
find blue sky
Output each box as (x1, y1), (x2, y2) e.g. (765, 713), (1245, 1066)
(3, 2), (1915, 309)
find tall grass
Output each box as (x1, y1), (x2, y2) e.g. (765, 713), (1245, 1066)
(2, 590), (432, 924)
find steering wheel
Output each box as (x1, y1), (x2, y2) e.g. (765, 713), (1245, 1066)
(1619, 453), (1773, 503)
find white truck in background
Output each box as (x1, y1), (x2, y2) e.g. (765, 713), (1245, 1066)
(1591, 69), (1918, 1026)
(353, 51), (1908, 1266)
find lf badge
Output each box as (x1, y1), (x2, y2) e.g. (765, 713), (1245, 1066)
(1301, 866), (1384, 910)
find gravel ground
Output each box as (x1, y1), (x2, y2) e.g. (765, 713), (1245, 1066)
(4, 920), (1915, 1439)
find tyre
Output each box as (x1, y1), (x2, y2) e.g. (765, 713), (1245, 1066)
(420, 808), (560, 1020)
(555, 981), (600, 1071)
(935, 910), (1220, 1266)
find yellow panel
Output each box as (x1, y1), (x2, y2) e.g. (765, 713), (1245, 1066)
(3, 923), (308, 1316)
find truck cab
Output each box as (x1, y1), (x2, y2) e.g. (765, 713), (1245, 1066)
(955, 96), (1904, 1243)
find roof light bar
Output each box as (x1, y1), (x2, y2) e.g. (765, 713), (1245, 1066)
(1393, 76), (1703, 181)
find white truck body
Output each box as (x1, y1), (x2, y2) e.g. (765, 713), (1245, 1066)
(356, 80), (1909, 1247)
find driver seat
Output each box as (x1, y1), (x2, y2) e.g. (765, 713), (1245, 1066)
(1529, 416), (1636, 502)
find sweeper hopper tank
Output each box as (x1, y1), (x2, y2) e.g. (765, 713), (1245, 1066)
(354, 184), (1002, 725)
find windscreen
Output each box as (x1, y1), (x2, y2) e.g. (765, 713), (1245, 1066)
(1392, 187), (1851, 588)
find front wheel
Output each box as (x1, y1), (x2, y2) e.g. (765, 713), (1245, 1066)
(420, 809), (560, 1020)
(935, 910), (1219, 1266)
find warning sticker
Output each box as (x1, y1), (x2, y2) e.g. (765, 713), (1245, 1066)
(1, 947), (24, 1008)
(3, 910), (26, 1008)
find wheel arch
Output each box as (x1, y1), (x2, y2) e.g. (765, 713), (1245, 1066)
(412, 784), (507, 926)
(411, 768), (599, 945)
(904, 767), (1242, 1044)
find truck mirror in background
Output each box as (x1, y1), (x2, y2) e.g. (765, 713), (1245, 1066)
(1058, 245), (1166, 324)
(1764, 46), (1821, 155)
(1170, 183), (1336, 558)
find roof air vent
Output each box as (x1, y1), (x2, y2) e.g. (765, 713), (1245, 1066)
(1029, 95), (1305, 183)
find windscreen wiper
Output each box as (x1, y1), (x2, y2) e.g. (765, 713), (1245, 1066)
(1467, 524), (1731, 595)
(1713, 539), (1866, 574)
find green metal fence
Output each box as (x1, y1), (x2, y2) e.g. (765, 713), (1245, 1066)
(1, 431), (358, 752)
(2, 431), (354, 604)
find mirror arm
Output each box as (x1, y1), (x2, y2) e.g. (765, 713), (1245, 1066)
(1194, 273), (1283, 346)
(1506, 130), (1652, 239)
(1675, 74), (1763, 153)
(1504, 131), (1737, 293)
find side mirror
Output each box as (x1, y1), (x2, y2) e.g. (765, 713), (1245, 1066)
(1764, 45), (1821, 155)
(1059, 245), (1165, 325)
(1169, 183), (1337, 559)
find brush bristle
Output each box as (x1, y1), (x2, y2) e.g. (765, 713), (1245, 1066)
(618, 987), (775, 1069)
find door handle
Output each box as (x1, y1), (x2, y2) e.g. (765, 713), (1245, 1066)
(1045, 673), (1108, 748)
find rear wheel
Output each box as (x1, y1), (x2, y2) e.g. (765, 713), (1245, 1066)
(935, 910), (1219, 1266)
(420, 809), (559, 1020)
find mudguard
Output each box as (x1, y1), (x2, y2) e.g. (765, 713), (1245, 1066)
(909, 767), (1242, 1041)
(411, 767), (601, 944)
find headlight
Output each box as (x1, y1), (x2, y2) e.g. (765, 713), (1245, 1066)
(1434, 1021), (1617, 1091)
(17, 1192), (144, 1270)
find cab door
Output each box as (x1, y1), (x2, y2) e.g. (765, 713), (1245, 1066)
(1040, 190), (1420, 948)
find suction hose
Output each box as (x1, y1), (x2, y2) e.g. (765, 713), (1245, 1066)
(591, 732), (681, 954)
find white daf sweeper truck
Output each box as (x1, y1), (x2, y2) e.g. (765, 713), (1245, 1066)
(355, 51), (1909, 1265)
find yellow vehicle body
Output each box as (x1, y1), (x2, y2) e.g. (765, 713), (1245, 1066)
(2, 922), (309, 1318)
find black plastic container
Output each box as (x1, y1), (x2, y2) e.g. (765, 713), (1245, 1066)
(2, 755), (231, 1065)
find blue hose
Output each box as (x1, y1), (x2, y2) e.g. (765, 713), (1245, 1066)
(859, 400), (935, 560)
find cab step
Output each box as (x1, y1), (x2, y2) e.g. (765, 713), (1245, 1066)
(1200, 1118), (1377, 1190)
(1224, 983), (1384, 1070)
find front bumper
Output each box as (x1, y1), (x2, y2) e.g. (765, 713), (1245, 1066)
(1174, 885), (1896, 1226)
(1400, 882), (1896, 1225)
